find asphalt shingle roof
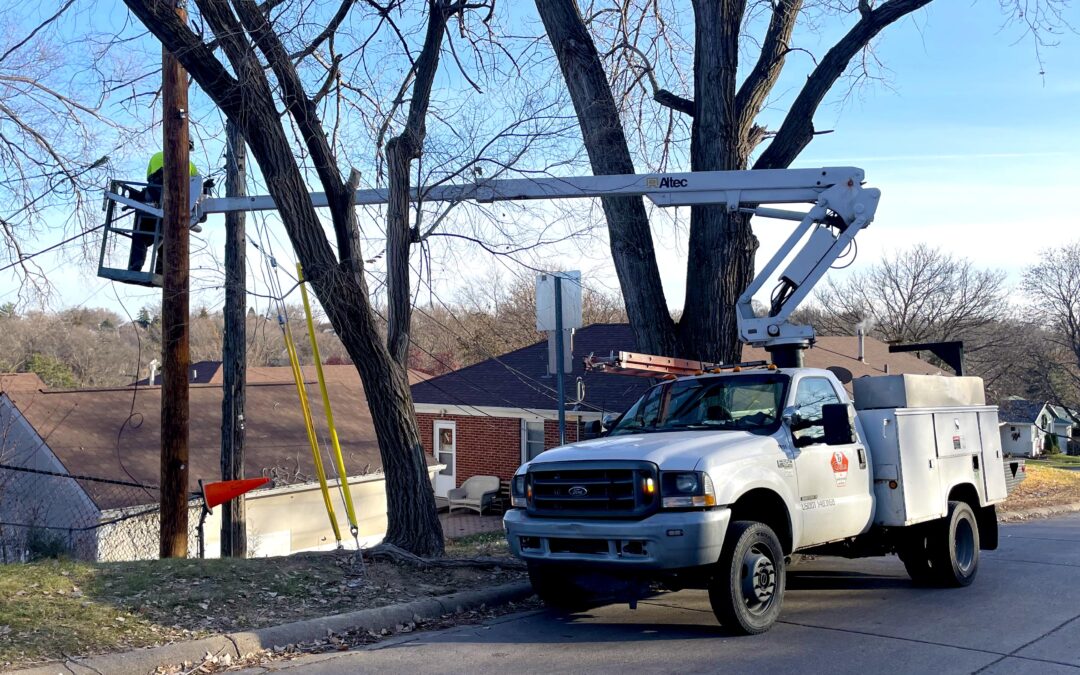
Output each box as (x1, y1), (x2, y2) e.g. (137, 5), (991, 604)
(1, 366), (432, 510)
(410, 323), (649, 415)
(997, 399), (1046, 425)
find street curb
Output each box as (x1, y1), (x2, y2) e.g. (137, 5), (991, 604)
(15, 581), (534, 675)
(999, 501), (1080, 522)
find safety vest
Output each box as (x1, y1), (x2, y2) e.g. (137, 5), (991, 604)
(146, 152), (198, 179)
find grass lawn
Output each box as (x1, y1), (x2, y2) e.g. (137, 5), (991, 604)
(0, 539), (521, 670)
(1028, 454), (1080, 469)
(1001, 464), (1080, 513)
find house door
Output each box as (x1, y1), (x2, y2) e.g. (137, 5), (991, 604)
(433, 421), (456, 498)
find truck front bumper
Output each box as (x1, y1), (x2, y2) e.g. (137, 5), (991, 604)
(503, 507), (731, 570)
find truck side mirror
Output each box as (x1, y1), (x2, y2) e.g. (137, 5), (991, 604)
(586, 420), (602, 436)
(601, 413), (619, 431)
(781, 406), (799, 426)
(822, 403), (856, 445)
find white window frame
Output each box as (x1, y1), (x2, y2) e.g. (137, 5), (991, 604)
(521, 417), (546, 465)
(433, 420), (457, 488)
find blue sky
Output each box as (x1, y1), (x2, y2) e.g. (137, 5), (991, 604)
(2, 0), (1078, 317)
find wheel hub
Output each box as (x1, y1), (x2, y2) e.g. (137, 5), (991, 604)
(743, 550), (776, 605)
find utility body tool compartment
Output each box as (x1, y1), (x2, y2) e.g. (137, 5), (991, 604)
(858, 406), (1007, 527)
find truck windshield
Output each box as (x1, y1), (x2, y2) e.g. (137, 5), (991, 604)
(609, 374), (789, 436)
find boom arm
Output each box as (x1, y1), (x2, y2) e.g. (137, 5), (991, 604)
(106, 166), (880, 354)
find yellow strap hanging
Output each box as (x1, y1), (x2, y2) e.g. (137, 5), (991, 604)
(280, 314), (342, 543)
(297, 264), (360, 535)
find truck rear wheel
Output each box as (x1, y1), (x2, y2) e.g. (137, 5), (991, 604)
(899, 527), (936, 585)
(709, 521), (786, 635)
(900, 501), (979, 587)
(930, 501), (980, 587)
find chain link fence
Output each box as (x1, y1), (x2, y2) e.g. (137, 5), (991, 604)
(0, 463), (204, 563)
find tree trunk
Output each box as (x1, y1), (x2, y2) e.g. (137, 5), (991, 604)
(534, 0), (677, 357)
(315, 278), (444, 556)
(385, 134), (416, 367)
(677, 0), (755, 365)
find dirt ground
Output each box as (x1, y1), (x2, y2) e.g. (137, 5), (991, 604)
(0, 542), (523, 671)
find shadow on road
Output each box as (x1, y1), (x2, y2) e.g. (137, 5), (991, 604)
(787, 569), (913, 591)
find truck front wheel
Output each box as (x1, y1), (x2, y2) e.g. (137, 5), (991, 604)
(709, 521), (786, 635)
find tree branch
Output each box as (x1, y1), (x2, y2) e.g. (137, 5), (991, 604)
(606, 41), (694, 116)
(734, 0), (802, 139)
(289, 0), (357, 61)
(122, 1), (242, 114)
(754, 0), (931, 170)
(231, 0), (359, 264)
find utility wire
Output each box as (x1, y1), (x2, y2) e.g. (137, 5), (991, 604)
(0, 224), (106, 273)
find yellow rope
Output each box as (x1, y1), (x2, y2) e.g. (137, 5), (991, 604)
(296, 263), (360, 536)
(280, 314), (341, 543)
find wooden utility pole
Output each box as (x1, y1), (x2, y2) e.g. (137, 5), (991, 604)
(160, 0), (191, 558)
(220, 119), (248, 557)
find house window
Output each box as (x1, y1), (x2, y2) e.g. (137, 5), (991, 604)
(523, 420), (545, 462)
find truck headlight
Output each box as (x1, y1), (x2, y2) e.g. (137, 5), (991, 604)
(661, 471), (716, 509)
(511, 474), (528, 508)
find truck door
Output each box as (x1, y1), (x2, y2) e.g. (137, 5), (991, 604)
(789, 376), (874, 546)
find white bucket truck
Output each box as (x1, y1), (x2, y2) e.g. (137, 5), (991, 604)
(493, 167), (1009, 633)
(505, 367), (1007, 633)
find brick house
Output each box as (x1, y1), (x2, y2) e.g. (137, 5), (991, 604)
(410, 323), (944, 497)
(411, 324), (649, 497)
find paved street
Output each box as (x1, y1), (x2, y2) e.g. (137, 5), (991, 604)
(248, 514), (1080, 674)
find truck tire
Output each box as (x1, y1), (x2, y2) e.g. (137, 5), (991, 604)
(929, 501), (980, 587)
(900, 501), (980, 587)
(527, 564), (594, 610)
(898, 526), (936, 585)
(709, 521), (786, 635)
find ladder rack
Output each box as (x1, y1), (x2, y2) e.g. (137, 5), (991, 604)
(584, 351), (772, 378)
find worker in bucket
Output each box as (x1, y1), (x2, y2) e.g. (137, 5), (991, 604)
(126, 140), (214, 272)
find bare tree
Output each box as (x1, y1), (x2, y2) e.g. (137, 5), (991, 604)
(532, 0), (1069, 364)
(118, 0), (523, 555)
(809, 244), (1023, 395)
(1022, 241), (1080, 416)
(0, 2), (142, 299)
(814, 244), (1009, 343)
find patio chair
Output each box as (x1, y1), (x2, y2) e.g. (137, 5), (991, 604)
(447, 475), (501, 515)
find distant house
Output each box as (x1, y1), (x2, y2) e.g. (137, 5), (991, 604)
(410, 323), (946, 498)
(0, 365), (434, 562)
(998, 399), (1077, 457)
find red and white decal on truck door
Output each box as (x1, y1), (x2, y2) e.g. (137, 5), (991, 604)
(831, 451), (849, 487)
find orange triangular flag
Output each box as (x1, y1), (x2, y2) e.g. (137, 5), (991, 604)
(202, 477), (270, 509)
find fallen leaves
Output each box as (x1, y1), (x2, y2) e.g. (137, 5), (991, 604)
(1002, 465), (1080, 513)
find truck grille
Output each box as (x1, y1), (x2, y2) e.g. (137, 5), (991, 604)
(527, 460), (658, 518)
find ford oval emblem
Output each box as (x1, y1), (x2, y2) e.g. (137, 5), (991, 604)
(568, 486), (588, 497)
